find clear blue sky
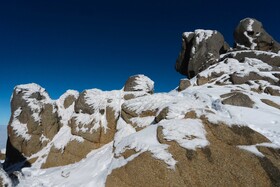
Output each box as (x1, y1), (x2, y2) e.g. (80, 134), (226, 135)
(1, 0), (280, 126)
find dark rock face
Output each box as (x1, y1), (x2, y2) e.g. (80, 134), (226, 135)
(175, 30), (229, 78)
(234, 18), (280, 52)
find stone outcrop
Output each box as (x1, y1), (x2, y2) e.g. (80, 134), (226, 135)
(175, 30), (229, 78)
(221, 92), (254, 108)
(5, 84), (59, 169)
(234, 18), (280, 52)
(106, 119), (279, 187)
(176, 18), (280, 80)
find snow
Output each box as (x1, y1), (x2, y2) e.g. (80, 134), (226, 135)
(130, 116), (155, 128)
(238, 145), (264, 157)
(194, 29), (215, 44)
(198, 58), (275, 81)
(18, 143), (114, 187)
(133, 74), (154, 93)
(6, 58), (280, 186)
(159, 119), (209, 150)
(10, 108), (31, 141)
(56, 90), (79, 126)
(114, 124), (176, 168)
(246, 18), (254, 31)
(0, 168), (12, 187)
(15, 83), (54, 122)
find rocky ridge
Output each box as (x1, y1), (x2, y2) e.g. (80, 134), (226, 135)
(1, 18), (280, 187)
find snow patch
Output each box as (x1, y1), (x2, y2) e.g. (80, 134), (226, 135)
(238, 145), (264, 157)
(10, 108), (31, 141)
(160, 119), (209, 150)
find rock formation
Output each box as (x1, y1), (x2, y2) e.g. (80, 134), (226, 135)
(175, 30), (229, 78)
(234, 18), (280, 52)
(2, 18), (280, 186)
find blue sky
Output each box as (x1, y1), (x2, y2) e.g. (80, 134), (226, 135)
(1, 0), (280, 126)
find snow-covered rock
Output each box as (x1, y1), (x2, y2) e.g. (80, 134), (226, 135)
(2, 18), (280, 187)
(234, 18), (280, 52)
(175, 29), (229, 78)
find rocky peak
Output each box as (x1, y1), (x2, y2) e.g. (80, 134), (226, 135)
(176, 18), (280, 79)
(176, 29), (229, 78)
(234, 18), (280, 52)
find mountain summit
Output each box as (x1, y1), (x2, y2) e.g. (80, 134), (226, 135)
(1, 18), (280, 187)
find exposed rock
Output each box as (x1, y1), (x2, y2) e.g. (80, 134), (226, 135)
(196, 75), (210, 86)
(6, 84), (59, 169)
(63, 94), (77, 109)
(74, 90), (95, 114)
(124, 74), (154, 94)
(71, 89), (119, 144)
(178, 79), (191, 91)
(221, 92), (254, 108)
(175, 30), (228, 78)
(234, 18), (280, 52)
(261, 99), (280, 110)
(264, 86), (280, 96)
(106, 120), (278, 187)
(230, 72), (278, 85)
(221, 50), (280, 67)
(155, 107), (169, 123)
(42, 139), (98, 168)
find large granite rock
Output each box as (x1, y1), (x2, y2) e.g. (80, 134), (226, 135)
(5, 84), (59, 169)
(234, 18), (280, 52)
(106, 118), (280, 187)
(175, 30), (229, 78)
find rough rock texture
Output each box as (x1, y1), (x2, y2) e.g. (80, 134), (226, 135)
(5, 84), (59, 169)
(124, 74), (154, 93)
(261, 99), (280, 110)
(221, 92), (254, 108)
(175, 30), (229, 78)
(221, 50), (280, 67)
(2, 18), (280, 187)
(106, 119), (279, 187)
(178, 79), (191, 91)
(234, 18), (280, 52)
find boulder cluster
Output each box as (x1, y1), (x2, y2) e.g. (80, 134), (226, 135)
(176, 18), (280, 78)
(1, 18), (280, 187)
